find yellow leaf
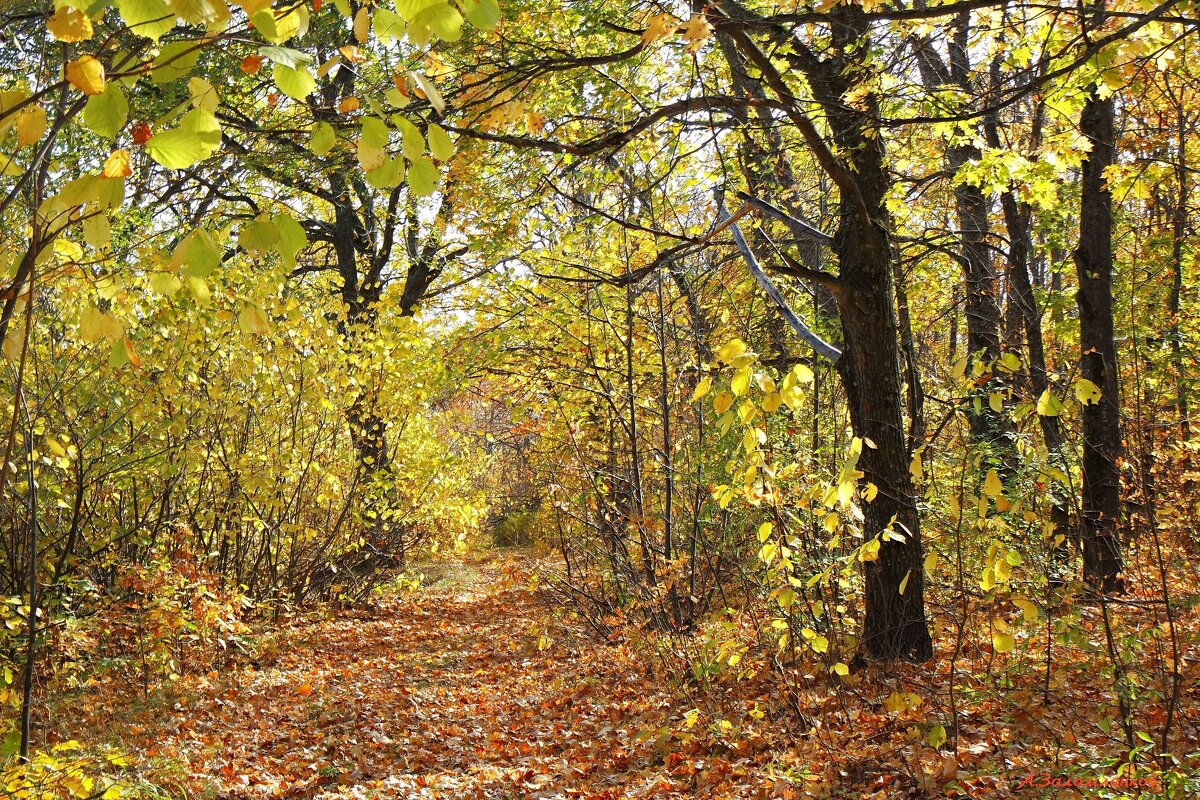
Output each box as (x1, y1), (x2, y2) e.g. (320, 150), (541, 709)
(1036, 388), (1063, 416)
(716, 338), (747, 365)
(47, 6), (94, 42)
(353, 6), (370, 42)
(680, 13), (713, 53)
(15, 106), (46, 147)
(235, 0), (274, 13)
(169, 0), (231, 27)
(730, 368), (750, 397)
(859, 538), (880, 562)
(689, 376), (712, 403)
(1013, 596), (1039, 622)
(524, 111), (546, 135)
(238, 303), (271, 334)
(188, 76), (219, 113)
(640, 12), (676, 44)
(102, 149), (132, 178)
(79, 305), (124, 342)
(923, 550), (938, 574)
(1074, 377), (1102, 405)
(982, 468), (1002, 498)
(762, 392), (782, 412)
(993, 631), (1015, 653)
(791, 363), (814, 383)
(2, 326), (25, 361)
(713, 391), (733, 414)
(66, 56), (106, 95)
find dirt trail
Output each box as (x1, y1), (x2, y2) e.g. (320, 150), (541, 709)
(106, 559), (759, 799)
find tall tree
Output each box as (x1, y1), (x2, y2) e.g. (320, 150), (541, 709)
(1074, 6), (1125, 592)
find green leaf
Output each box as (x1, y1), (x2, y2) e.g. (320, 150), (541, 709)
(258, 45), (313, 69)
(145, 108), (220, 169)
(109, 338), (134, 368)
(427, 124), (455, 160)
(395, 0), (441, 20)
(927, 724), (947, 749)
(392, 114), (424, 158)
(117, 0), (176, 42)
(373, 8), (405, 42)
(83, 84), (128, 139)
(273, 64), (317, 101)
(425, 3), (463, 40)
(310, 121), (336, 155)
(361, 116), (390, 148)
(273, 212), (308, 268)
(172, 227), (222, 277)
(463, 0), (500, 30)
(407, 155), (438, 196)
(151, 40), (200, 83)
(365, 156), (404, 189)
(238, 215), (278, 254)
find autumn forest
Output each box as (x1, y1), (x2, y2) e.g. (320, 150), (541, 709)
(1, 0), (1199, 797)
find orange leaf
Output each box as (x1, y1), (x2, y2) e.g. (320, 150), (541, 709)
(102, 149), (132, 178)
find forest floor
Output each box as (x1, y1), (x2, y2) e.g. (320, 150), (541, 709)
(44, 552), (1200, 799)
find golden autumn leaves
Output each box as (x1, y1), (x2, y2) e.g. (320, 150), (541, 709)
(641, 10), (715, 54)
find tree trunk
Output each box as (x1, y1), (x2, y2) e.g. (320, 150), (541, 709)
(1074, 88), (1125, 592)
(803, 12), (932, 662)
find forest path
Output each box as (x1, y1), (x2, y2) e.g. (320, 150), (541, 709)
(110, 556), (751, 799)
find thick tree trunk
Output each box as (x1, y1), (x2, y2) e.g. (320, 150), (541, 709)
(817, 21), (932, 663)
(715, 1), (932, 661)
(1074, 89), (1125, 592)
(836, 242), (934, 662)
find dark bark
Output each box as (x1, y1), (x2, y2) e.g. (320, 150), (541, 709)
(720, 3), (932, 661)
(1074, 88), (1125, 592)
